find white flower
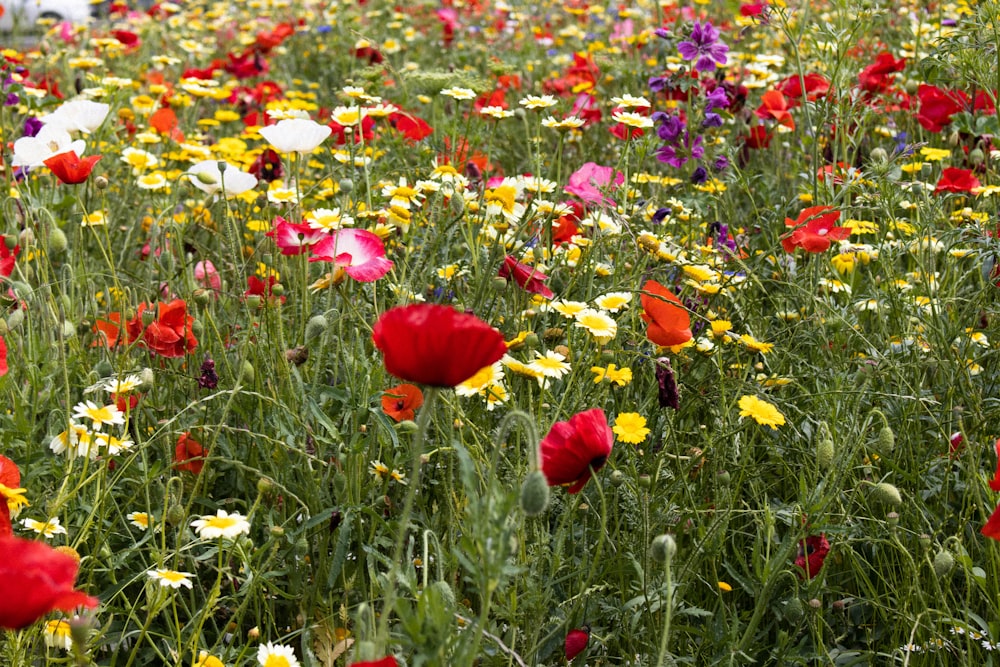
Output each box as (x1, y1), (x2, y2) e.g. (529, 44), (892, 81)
(259, 118), (331, 154)
(186, 160), (258, 197)
(147, 568), (195, 589)
(21, 517), (67, 538)
(257, 641), (301, 667)
(11, 125), (86, 168)
(72, 401), (125, 430)
(127, 511), (152, 530)
(190, 509), (251, 540)
(44, 619), (73, 651)
(40, 99), (111, 134)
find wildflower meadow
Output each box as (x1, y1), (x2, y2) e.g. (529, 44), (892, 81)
(2, 0), (1000, 664)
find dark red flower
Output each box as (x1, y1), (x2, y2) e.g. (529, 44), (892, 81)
(348, 658), (397, 667)
(775, 73), (830, 103)
(381, 384), (424, 422)
(388, 111), (433, 142)
(249, 148), (284, 182)
(983, 502), (1000, 541)
(565, 626), (590, 661)
(0, 454), (22, 538)
(44, 151), (101, 184)
(858, 52), (905, 94)
(244, 275), (285, 305)
(744, 125), (772, 149)
(934, 167), (980, 194)
(498, 255), (554, 298)
(795, 534), (830, 578)
(989, 439), (1000, 492)
(130, 300), (198, 358)
(540, 408), (613, 494)
(0, 535), (99, 629)
(372, 304), (507, 387)
(640, 280), (693, 348)
(916, 84), (967, 133)
(173, 432), (205, 475)
(781, 205), (849, 253)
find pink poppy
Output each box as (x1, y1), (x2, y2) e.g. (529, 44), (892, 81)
(267, 216), (329, 255)
(564, 162), (624, 205)
(309, 228), (393, 282)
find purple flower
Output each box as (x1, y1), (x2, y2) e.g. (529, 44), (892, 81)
(656, 132), (704, 168)
(654, 27), (671, 40)
(702, 112), (722, 128)
(677, 21), (729, 73)
(648, 76), (669, 93)
(23, 117), (43, 138)
(690, 166), (708, 184)
(705, 87), (730, 111)
(654, 113), (685, 142)
(713, 155), (730, 171)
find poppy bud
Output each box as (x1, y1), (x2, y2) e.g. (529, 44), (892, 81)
(396, 420), (419, 433)
(338, 178), (354, 193)
(869, 147), (888, 165)
(519, 470), (550, 516)
(430, 580), (456, 610)
(95, 175), (109, 189)
(878, 425), (895, 453)
(62, 321), (76, 339)
(609, 469), (626, 487)
(257, 477), (273, 495)
(918, 534), (932, 551)
(523, 332), (539, 349)
(165, 504), (184, 526)
(240, 360), (255, 384)
(450, 192), (465, 215)
(816, 438), (835, 470)
(932, 549), (954, 578)
(70, 614), (91, 646)
(948, 130), (961, 147)
(970, 148), (985, 166)
(47, 226), (68, 254)
(871, 482), (902, 507)
(305, 314), (328, 342)
(784, 597), (804, 624)
(271, 283), (285, 297)
(139, 367), (155, 388)
(650, 533), (676, 564)
(6, 308), (23, 331)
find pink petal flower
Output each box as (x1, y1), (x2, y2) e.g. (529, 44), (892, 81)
(564, 162), (624, 205)
(267, 216), (329, 255)
(310, 228), (393, 282)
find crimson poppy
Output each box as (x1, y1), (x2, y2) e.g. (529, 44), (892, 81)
(43, 151), (101, 185)
(781, 205), (849, 253)
(0, 454), (22, 537)
(0, 241), (15, 278)
(916, 84), (967, 133)
(348, 658), (397, 667)
(983, 502), (1000, 541)
(372, 304), (507, 387)
(388, 111), (433, 142)
(130, 300), (198, 358)
(744, 125), (772, 149)
(934, 167), (980, 194)
(381, 384), (424, 422)
(857, 52), (906, 94)
(640, 280), (693, 348)
(795, 534), (830, 578)
(565, 626), (590, 661)
(173, 432), (206, 475)
(539, 408), (613, 493)
(498, 255), (554, 299)
(245, 275), (285, 306)
(755, 90), (795, 130)
(775, 73), (830, 103)
(0, 536), (99, 629)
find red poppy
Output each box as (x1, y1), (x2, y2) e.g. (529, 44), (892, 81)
(934, 167), (980, 194)
(244, 274), (286, 306)
(149, 107), (184, 142)
(540, 408), (613, 494)
(44, 151), (101, 184)
(498, 255), (554, 299)
(565, 626), (590, 661)
(857, 52), (905, 94)
(131, 300), (198, 358)
(781, 205), (849, 253)
(916, 84), (967, 133)
(744, 125), (772, 149)
(249, 148), (284, 182)
(388, 111), (433, 142)
(173, 432), (206, 475)
(640, 280), (693, 348)
(372, 304), (507, 388)
(775, 73), (830, 103)
(0, 454), (22, 537)
(989, 439), (1000, 492)
(0, 535), (99, 629)
(795, 534), (830, 578)
(983, 502), (1000, 541)
(381, 384), (424, 422)
(755, 90), (795, 130)
(349, 658), (397, 667)
(268, 216), (328, 256)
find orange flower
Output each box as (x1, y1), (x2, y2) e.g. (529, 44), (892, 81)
(381, 384), (424, 422)
(640, 280), (692, 348)
(755, 89), (795, 130)
(173, 432), (206, 475)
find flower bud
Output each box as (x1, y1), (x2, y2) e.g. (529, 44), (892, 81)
(47, 226), (68, 254)
(808, 598), (822, 610)
(933, 549), (954, 578)
(650, 533), (676, 564)
(970, 148), (985, 166)
(95, 175), (109, 189)
(396, 419), (419, 434)
(869, 147), (888, 165)
(430, 580), (456, 610)
(871, 481), (902, 507)
(139, 367), (155, 388)
(271, 283), (285, 297)
(240, 360), (255, 384)
(257, 477), (274, 495)
(520, 470), (550, 516)
(193, 289), (211, 306)
(305, 314), (328, 342)
(523, 332), (540, 349)
(784, 597), (804, 624)
(610, 469), (626, 487)
(165, 504), (184, 526)
(6, 308), (23, 331)
(338, 178), (354, 193)
(816, 438), (835, 470)
(62, 320), (76, 339)
(247, 626), (260, 640)
(878, 425), (895, 453)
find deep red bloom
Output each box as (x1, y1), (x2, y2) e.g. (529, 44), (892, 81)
(934, 167), (980, 194)
(781, 205), (848, 253)
(0, 454), (21, 538)
(916, 84), (967, 133)
(0, 536), (99, 629)
(775, 73), (830, 103)
(498, 255), (554, 298)
(640, 280), (693, 348)
(381, 384), (424, 422)
(983, 502), (1000, 540)
(249, 148), (284, 182)
(348, 658), (398, 667)
(795, 534), (830, 578)
(44, 151), (101, 184)
(540, 408), (613, 494)
(244, 275), (285, 305)
(858, 52), (905, 94)
(173, 432), (205, 475)
(131, 300), (198, 358)
(989, 439), (1000, 492)
(565, 626), (590, 661)
(372, 304), (507, 387)
(744, 125), (772, 149)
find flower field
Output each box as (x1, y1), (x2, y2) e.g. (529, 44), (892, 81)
(1, 0), (1000, 663)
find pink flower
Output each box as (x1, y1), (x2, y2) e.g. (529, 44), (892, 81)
(564, 162), (624, 205)
(309, 228), (394, 282)
(267, 216), (329, 255)
(193, 260), (221, 292)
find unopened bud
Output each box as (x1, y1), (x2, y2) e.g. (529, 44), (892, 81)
(878, 425), (895, 453)
(816, 438), (835, 470)
(95, 175), (109, 189)
(305, 314), (328, 342)
(869, 147), (888, 165)
(47, 226), (68, 254)
(970, 148), (985, 166)
(610, 469), (626, 487)
(933, 549), (954, 578)
(6, 308), (23, 331)
(165, 504), (184, 526)
(338, 178), (354, 193)
(396, 419), (419, 434)
(270, 283), (284, 296)
(240, 360), (255, 384)
(257, 477), (274, 495)
(519, 470), (550, 516)
(431, 580), (456, 610)
(871, 482), (902, 507)
(808, 598), (822, 610)
(650, 533), (676, 564)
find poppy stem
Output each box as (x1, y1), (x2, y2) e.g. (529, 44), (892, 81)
(654, 547), (674, 667)
(495, 409), (541, 469)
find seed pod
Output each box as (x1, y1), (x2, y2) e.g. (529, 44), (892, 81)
(609, 469), (626, 487)
(519, 470), (550, 517)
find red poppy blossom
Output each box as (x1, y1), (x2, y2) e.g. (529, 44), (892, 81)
(983, 502), (1000, 541)
(43, 151), (101, 184)
(173, 432), (206, 475)
(244, 275), (286, 306)
(388, 111), (434, 142)
(743, 125), (772, 149)
(349, 658), (398, 667)
(795, 534), (830, 578)
(0, 536), (99, 629)
(130, 300), (198, 358)
(934, 167), (980, 194)
(755, 90), (795, 130)
(640, 280), (693, 348)
(781, 205), (849, 253)
(988, 439), (1000, 492)
(309, 228), (394, 282)
(540, 408), (614, 494)
(372, 304), (508, 387)
(0, 454), (23, 538)
(775, 73), (830, 103)
(498, 255), (554, 299)
(565, 626), (590, 661)
(916, 84), (967, 133)
(381, 384), (424, 422)
(857, 52), (905, 94)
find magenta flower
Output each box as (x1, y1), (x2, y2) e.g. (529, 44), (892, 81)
(267, 216), (329, 256)
(309, 228), (393, 282)
(564, 162), (624, 205)
(677, 21), (728, 73)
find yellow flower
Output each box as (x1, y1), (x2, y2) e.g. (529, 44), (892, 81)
(194, 651), (226, 667)
(738, 395), (785, 430)
(717, 581), (733, 592)
(613, 413), (650, 444)
(590, 364), (632, 386)
(739, 334), (774, 354)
